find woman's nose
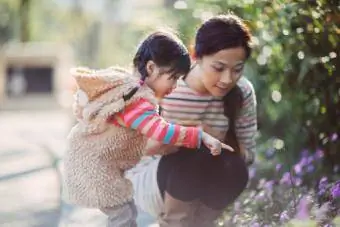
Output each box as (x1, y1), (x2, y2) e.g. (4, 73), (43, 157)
(220, 71), (232, 85)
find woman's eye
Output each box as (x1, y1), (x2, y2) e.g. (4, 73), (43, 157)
(213, 66), (224, 72)
(234, 67), (244, 73)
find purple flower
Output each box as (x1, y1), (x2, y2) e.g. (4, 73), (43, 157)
(306, 164), (315, 173)
(250, 222), (260, 227)
(264, 180), (274, 191)
(275, 163), (283, 172)
(280, 211), (290, 222)
(293, 177), (303, 186)
(318, 177), (328, 189)
(318, 177), (328, 196)
(280, 172), (292, 185)
(307, 156), (314, 164)
(314, 149), (324, 159)
(299, 157), (308, 167)
(294, 163), (303, 175)
(331, 181), (340, 198)
(331, 133), (338, 141)
(295, 196), (311, 220)
(301, 149), (309, 157)
(318, 188), (326, 196)
(254, 191), (266, 202)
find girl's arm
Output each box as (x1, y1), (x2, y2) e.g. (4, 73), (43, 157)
(110, 98), (233, 155)
(111, 98), (202, 149)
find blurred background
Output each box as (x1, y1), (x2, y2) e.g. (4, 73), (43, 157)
(0, 0), (339, 226)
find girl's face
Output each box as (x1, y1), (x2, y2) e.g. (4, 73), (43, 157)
(145, 61), (179, 99)
(196, 46), (246, 97)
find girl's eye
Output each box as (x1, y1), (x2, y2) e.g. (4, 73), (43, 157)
(168, 74), (179, 81)
(174, 73), (182, 80)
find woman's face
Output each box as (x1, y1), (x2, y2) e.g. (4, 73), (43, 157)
(197, 46), (246, 97)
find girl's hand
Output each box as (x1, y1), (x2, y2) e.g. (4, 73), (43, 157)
(202, 132), (234, 156)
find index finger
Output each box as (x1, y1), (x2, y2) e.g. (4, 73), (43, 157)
(221, 143), (234, 152)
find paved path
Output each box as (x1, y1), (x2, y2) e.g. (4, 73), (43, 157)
(0, 127), (61, 227)
(0, 110), (156, 227)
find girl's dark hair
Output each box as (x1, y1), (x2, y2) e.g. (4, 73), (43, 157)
(195, 14), (253, 151)
(133, 31), (191, 83)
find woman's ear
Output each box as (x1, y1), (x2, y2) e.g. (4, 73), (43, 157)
(146, 60), (156, 77)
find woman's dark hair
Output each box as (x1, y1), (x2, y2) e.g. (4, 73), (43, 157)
(133, 31), (191, 83)
(195, 14), (253, 151)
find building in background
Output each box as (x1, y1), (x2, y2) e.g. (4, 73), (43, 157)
(0, 42), (75, 110)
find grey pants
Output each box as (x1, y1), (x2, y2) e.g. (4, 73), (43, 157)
(100, 201), (137, 227)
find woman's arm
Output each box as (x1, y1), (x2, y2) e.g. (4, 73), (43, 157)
(235, 80), (257, 164)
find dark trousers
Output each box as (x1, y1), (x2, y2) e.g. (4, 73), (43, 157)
(157, 146), (249, 226)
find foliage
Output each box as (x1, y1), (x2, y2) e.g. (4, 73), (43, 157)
(166, 0), (340, 168)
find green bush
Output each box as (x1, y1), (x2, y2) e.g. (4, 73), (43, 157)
(167, 0), (339, 168)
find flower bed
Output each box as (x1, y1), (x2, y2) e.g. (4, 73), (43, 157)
(218, 149), (340, 226)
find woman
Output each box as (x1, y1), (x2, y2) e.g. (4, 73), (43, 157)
(126, 14), (257, 227)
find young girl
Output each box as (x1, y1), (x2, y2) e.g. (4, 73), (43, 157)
(63, 31), (233, 227)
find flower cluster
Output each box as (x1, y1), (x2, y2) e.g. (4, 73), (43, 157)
(218, 148), (340, 227)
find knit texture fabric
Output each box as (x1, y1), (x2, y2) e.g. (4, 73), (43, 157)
(64, 66), (157, 208)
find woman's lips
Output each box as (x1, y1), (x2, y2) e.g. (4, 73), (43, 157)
(216, 83), (230, 89)
(216, 85), (229, 91)
(215, 86), (231, 95)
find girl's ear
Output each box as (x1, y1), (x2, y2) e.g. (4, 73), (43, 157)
(146, 60), (156, 77)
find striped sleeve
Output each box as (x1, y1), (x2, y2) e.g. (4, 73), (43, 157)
(235, 80), (257, 163)
(112, 98), (202, 149)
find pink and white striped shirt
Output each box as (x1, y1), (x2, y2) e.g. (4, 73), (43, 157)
(160, 77), (257, 157)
